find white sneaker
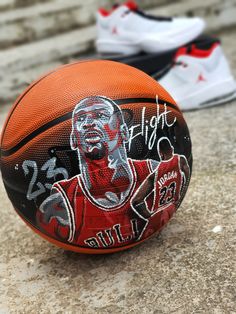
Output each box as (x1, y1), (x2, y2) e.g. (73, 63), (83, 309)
(96, 1), (205, 55)
(159, 43), (236, 111)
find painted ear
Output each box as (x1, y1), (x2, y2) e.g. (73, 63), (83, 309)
(70, 132), (77, 150)
(120, 124), (129, 143)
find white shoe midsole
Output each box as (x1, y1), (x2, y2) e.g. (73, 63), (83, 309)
(96, 39), (141, 55)
(175, 78), (236, 110)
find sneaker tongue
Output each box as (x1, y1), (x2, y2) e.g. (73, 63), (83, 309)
(124, 0), (138, 10)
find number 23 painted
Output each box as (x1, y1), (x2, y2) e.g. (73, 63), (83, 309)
(22, 157), (68, 201)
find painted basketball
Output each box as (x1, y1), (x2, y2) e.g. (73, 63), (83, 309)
(0, 60), (192, 254)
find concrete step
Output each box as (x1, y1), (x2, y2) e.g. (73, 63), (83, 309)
(0, 25), (95, 105)
(0, 0), (97, 49)
(0, 0), (52, 12)
(0, 61), (62, 105)
(153, 0), (236, 32)
(0, 0), (171, 12)
(0, 25), (95, 78)
(0, 0), (15, 11)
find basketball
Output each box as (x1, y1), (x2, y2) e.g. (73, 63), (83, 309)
(0, 60), (192, 254)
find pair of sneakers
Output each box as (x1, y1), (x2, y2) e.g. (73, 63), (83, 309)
(96, 1), (236, 111)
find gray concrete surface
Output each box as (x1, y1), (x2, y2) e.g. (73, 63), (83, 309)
(0, 0), (98, 48)
(0, 30), (236, 313)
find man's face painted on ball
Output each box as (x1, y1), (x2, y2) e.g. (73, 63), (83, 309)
(72, 101), (123, 159)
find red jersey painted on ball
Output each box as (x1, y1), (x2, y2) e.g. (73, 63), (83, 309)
(37, 159), (152, 249)
(153, 154), (183, 213)
(141, 154), (185, 239)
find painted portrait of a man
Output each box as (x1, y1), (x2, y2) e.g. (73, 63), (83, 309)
(37, 96), (189, 249)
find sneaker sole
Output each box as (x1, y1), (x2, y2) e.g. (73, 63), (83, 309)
(199, 90), (236, 108)
(175, 78), (236, 111)
(96, 39), (141, 55)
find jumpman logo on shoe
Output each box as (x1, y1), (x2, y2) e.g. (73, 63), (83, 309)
(111, 26), (118, 35)
(197, 73), (206, 83)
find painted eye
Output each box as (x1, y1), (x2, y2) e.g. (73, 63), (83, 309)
(97, 113), (107, 119)
(77, 115), (85, 122)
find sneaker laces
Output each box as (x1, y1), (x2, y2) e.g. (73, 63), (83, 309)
(133, 9), (172, 21)
(173, 61), (188, 68)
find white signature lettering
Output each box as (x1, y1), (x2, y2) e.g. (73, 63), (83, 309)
(128, 96), (176, 151)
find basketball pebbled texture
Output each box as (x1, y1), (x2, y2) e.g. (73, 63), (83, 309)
(0, 60), (192, 254)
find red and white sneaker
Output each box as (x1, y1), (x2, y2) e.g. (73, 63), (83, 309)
(159, 43), (236, 110)
(96, 1), (205, 55)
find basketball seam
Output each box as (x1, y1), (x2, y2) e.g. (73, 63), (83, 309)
(0, 98), (179, 157)
(2, 58), (160, 141)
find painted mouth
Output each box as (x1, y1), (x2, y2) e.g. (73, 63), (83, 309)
(84, 130), (103, 144)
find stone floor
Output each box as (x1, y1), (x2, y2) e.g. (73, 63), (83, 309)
(0, 31), (236, 313)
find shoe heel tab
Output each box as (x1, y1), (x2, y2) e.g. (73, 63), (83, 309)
(98, 8), (111, 17)
(124, 0), (138, 10)
(175, 42), (220, 60)
(191, 42), (220, 58)
(175, 47), (188, 59)
(98, 4), (120, 17)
